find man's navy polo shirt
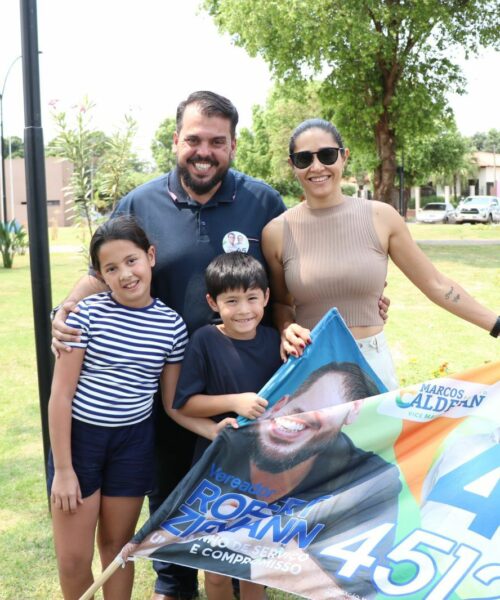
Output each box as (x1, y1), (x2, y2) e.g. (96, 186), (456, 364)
(114, 168), (286, 333)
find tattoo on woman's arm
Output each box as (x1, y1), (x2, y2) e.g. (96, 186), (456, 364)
(444, 287), (460, 303)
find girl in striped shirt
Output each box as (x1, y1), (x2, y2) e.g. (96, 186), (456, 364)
(48, 216), (212, 599)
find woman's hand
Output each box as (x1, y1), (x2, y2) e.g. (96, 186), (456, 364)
(51, 467), (83, 513)
(281, 323), (312, 361)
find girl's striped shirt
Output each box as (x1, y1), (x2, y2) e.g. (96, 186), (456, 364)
(66, 292), (188, 426)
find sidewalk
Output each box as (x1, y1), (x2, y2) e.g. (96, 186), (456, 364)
(49, 244), (83, 253)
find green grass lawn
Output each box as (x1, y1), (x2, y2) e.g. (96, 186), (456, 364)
(0, 226), (498, 599)
(49, 220), (500, 244)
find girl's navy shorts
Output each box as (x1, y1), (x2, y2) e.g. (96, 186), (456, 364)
(47, 416), (154, 498)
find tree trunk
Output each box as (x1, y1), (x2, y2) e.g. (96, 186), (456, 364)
(373, 113), (398, 206)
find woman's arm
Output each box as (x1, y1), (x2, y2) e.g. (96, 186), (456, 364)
(48, 348), (86, 513)
(262, 218), (312, 359)
(376, 202), (498, 332)
(161, 363), (227, 440)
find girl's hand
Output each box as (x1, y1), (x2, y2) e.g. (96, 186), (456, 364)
(51, 467), (83, 513)
(233, 393), (268, 419)
(281, 323), (312, 361)
(121, 542), (139, 562)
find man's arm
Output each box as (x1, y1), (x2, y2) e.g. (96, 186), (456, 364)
(51, 274), (107, 356)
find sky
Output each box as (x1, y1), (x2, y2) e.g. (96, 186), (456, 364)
(1, 0), (499, 163)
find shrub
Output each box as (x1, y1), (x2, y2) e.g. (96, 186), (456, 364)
(0, 220), (28, 268)
(341, 184), (357, 197)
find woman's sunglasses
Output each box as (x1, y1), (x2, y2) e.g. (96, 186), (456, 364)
(289, 147), (344, 169)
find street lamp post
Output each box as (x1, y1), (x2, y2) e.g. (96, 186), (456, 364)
(0, 55), (23, 223)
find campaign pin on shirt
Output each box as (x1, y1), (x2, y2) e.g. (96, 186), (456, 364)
(222, 231), (249, 253)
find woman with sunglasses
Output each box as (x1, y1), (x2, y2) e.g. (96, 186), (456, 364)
(262, 118), (499, 389)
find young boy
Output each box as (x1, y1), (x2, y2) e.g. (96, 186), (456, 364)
(173, 252), (282, 600)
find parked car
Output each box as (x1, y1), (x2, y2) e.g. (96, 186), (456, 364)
(416, 202), (456, 224)
(454, 196), (500, 224)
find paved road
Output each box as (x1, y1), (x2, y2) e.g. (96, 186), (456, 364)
(416, 239), (500, 246)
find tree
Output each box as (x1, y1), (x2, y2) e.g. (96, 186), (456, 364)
(94, 115), (141, 213)
(235, 106), (272, 183)
(2, 136), (24, 158)
(151, 117), (176, 173)
(235, 83), (322, 196)
(203, 0), (500, 206)
(404, 121), (472, 184)
(470, 129), (500, 153)
(403, 120), (474, 203)
(48, 98), (144, 238)
(48, 97), (100, 238)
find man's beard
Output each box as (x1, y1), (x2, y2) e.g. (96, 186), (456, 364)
(247, 425), (337, 474)
(177, 158), (229, 196)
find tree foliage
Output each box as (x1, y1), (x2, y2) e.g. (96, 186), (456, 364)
(404, 120), (474, 187)
(235, 83), (323, 196)
(2, 136), (24, 158)
(93, 115), (141, 213)
(236, 83), (472, 204)
(470, 129), (500, 152)
(151, 117), (176, 173)
(203, 0), (500, 205)
(48, 98), (100, 237)
(48, 98), (144, 237)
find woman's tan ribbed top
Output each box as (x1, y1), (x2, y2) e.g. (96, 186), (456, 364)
(282, 196), (387, 329)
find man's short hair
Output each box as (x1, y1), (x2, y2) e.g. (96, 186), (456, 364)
(176, 91), (239, 138)
(205, 253), (268, 300)
(292, 362), (379, 402)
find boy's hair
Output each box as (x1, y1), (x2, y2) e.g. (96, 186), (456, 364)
(89, 215), (151, 271)
(205, 253), (268, 299)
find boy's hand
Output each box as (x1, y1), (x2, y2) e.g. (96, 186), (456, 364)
(233, 393), (268, 419)
(281, 323), (312, 361)
(215, 417), (239, 436)
(51, 467), (83, 513)
(51, 301), (81, 358)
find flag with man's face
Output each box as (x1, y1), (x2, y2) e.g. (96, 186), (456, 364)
(127, 309), (499, 600)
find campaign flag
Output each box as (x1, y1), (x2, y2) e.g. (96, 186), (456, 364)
(128, 309), (499, 600)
